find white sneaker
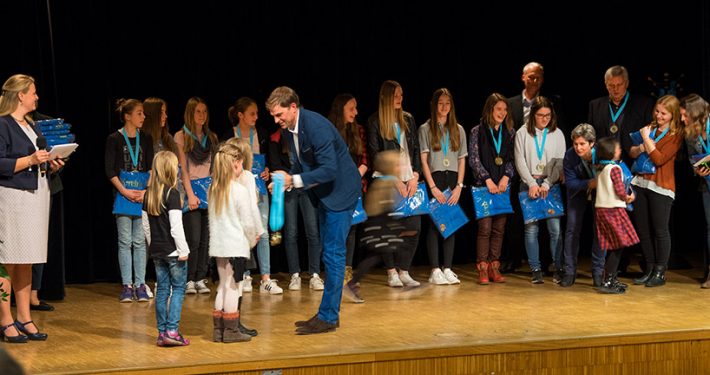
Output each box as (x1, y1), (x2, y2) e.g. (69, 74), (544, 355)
(428, 268), (448, 285)
(242, 275), (253, 293)
(399, 271), (420, 287)
(387, 272), (403, 287)
(260, 279), (283, 295)
(289, 273), (302, 291)
(310, 274), (324, 291)
(185, 280), (197, 294)
(443, 268), (461, 284)
(196, 279), (211, 294)
(146, 283), (154, 298)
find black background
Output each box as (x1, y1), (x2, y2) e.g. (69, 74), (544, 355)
(3, 1), (709, 283)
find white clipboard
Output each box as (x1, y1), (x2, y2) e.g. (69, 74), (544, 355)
(48, 143), (79, 159)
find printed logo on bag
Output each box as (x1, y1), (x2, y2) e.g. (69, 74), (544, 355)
(547, 209), (555, 215)
(439, 223), (446, 232)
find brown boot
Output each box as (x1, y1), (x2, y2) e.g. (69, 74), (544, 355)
(702, 266), (710, 289)
(477, 262), (490, 285)
(222, 312), (252, 343)
(213, 310), (223, 342)
(488, 260), (506, 283)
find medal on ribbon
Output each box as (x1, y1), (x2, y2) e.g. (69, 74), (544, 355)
(533, 127), (548, 173)
(490, 125), (504, 167)
(608, 92), (629, 135)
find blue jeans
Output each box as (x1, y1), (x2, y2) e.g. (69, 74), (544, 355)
(316, 203), (354, 324)
(520, 181), (561, 271)
(564, 197), (606, 277)
(284, 190), (322, 275)
(116, 215), (146, 286)
(154, 257), (187, 333)
(255, 193), (271, 275)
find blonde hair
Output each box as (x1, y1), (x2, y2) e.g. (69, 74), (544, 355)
(652, 95), (683, 136)
(265, 86), (300, 111)
(225, 137), (253, 170)
(209, 143), (244, 216)
(681, 94), (710, 139)
(378, 80), (408, 141)
(0, 74), (35, 117)
(145, 151), (180, 216)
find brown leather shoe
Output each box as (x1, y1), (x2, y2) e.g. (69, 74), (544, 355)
(295, 315), (340, 328)
(295, 317), (337, 335)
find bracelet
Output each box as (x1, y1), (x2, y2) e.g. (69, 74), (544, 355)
(430, 185), (437, 190)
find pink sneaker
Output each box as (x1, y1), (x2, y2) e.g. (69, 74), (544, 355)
(163, 330), (190, 346)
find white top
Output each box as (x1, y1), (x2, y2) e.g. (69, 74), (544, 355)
(208, 170), (264, 258)
(595, 164), (627, 208)
(514, 126), (566, 188)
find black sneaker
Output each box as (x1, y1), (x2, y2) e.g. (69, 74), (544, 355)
(531, 269), (544, 284)
(559, 274), (575, 287)
(552, 269), (564, 284)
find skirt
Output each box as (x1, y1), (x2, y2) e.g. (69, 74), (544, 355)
(595, 207), (639, 251)
(0, 177), (51, 264)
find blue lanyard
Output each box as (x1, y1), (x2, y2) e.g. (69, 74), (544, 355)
(608, 92), (630, 123)
(120, 128), (140, 168)
(651, 127), (669, 143)
(183, 125), (207, 148)
(394, 122), (402, 145)
(237, 126), (254, 148)
(533, 128), (548, 162)
(591, 148), (597, 165)
(599, 160), (617, 165)
(489, 125), (502, 156)
(698, 117), (710, 154)
(441, 127), (450, 155)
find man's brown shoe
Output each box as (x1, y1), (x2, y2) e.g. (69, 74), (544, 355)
(295, 317), (337, 335)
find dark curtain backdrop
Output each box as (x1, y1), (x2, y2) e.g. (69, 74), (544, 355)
(1, 0), (708, 283)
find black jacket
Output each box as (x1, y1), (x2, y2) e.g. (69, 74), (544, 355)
(366, 111), (421, 177)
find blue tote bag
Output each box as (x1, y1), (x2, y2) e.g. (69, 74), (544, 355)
(112, 170), (150, 217)
(183, 176), (211, 212)
(428, 189), (469, 239)
(518, 184), (565, 224)
(392, 182), (430, 217)
(252, 154), (268, 196)
(470, 186), (513, 220)
(351, 196), (368, 225)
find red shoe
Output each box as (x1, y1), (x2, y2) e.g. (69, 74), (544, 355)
(477, 262), (490, 285)
(488, 260), (506, 283)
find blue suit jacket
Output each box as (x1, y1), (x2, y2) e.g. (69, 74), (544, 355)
(563, 147), (594, 203)
(0, 115), (45, 190)
(286, 108), (361, 211)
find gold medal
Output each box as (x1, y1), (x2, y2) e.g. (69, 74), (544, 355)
(536, 163), (545, 172)
(610, 124), (618, 134)
(269, 231), (282, 246)
(442, 159), (450, 167)
(495, 157), (503, 166)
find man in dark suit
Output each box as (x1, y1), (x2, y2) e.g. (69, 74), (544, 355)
(266, 87), (361, 335)
(587, 65), (654, 167)
(507, 62), (545, 129)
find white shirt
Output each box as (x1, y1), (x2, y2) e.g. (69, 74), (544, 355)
(288, 111), (305, 189)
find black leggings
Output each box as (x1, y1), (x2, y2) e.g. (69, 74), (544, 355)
(633, 186), (673, 267)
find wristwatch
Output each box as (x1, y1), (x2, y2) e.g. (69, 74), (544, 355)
(457, 182), (464, 188)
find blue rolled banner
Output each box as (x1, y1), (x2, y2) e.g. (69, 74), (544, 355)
(269, 173), (285, 232)
(518, 184), (565, 224)
(112, 170), (150, 217)
(428, 189), (469, 239)
(470, 186), (513, 220)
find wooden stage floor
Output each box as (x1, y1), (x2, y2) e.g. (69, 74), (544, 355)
(6, 263), (710, 374)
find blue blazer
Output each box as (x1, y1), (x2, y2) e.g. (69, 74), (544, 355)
(286, 108), (361, 211)
(0, 115), (45, 190)
(563, 147), (594, 203)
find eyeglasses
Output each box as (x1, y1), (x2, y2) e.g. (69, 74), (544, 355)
(535, 113), (552, 119)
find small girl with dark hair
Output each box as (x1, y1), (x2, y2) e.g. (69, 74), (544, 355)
(594, 137), (638, 294)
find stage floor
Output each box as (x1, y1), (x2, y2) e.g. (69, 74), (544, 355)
(6, 262), (710, 374)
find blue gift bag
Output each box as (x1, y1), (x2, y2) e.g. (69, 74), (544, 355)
(269, 173), (285, 231)
(630, 131), (643, 146)
(392, 182), (430, 217)
(183, 176), (211, 212)
(631, 153), (656, 174)
(351, 196), (367, 225)
(252, 154), (268, 195)
(428, 189), (469, 239)
(112, 170), (150, 217)
(618, 162), (634, 212)
(518, 184), (565, 224)
(470, 186), (513, 220)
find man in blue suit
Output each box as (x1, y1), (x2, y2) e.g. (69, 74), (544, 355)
(266, 87), (361, 335)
